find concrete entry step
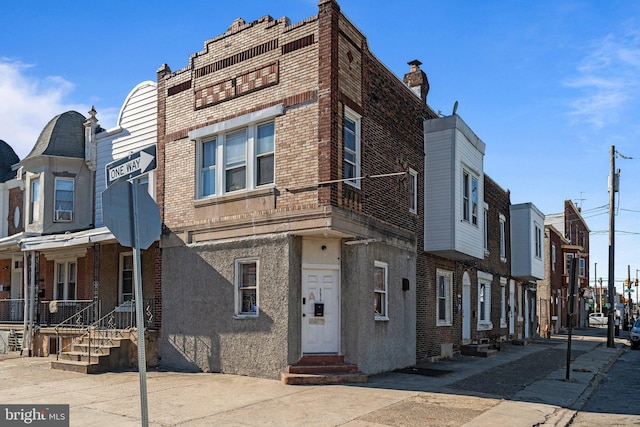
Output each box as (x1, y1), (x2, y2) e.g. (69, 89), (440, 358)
(461, 344), (498, 358)
(282, 354), (367, 385)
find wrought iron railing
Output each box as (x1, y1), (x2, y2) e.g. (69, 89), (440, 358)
(0, 299), (25, 323)
(55, 299), (156, 361)
(39, 300), (95, 326)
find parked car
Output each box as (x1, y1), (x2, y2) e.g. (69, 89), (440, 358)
(589, 312), (608, 326)
(630, 318), (640, 350)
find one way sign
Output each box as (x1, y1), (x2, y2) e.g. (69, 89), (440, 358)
(105, 144), (157, 187)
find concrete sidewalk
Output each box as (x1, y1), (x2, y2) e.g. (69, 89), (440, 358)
(0, 331), (628, 426)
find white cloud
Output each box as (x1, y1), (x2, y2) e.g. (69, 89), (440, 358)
(0, 59), (90, 159)
(565, 26), (640, 127)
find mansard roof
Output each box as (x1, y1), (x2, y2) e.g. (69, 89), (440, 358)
(0, 139), (19, 182)
(24, 111), (86, 160)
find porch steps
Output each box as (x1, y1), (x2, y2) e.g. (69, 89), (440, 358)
(51, 332), (131, 374)
(281, 355), (367, 385)
(461, 343), (498, 358)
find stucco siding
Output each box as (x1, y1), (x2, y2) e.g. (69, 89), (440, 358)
(159, 233), (297, 378)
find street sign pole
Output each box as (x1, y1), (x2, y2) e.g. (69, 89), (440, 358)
(132, 180), (149, 427)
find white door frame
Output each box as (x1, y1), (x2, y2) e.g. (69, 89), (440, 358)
(301, 265), (340, 354)
(462, 272), (471, 343)
(509, 279), (515, 336)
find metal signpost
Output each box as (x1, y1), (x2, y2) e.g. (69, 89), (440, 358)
(102, 145), (160, 427)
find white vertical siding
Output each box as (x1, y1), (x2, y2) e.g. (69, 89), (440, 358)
(424, 115), (485, 259)
(95, 81), (157, 227)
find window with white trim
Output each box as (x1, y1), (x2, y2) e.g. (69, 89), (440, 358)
(483, 204), (489, 252)
(499, 214), (507, 260)
(235, 259), (258, 317)
(462, 170), (478, 225)
(55, 261), (77, 300)
(119, 253), (134, 304)
(409, 168), (418, 213)
(565, 253), (574, 275)
(478, 272), (493, 330)
(54, 177), (74, 222)
(500, 277), (507, 328)
(551, 244), (556, 272)
(579, 257), (585, 277)
(534, 223), (542, 259)
(197, 121), (275, 198)
(343, 106), (361, 188)
(374, 261), (388, 320)
(29, 177), (40, 224)
(436, 269), (453, 326)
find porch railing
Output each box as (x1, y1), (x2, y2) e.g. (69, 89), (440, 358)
(55, 299), (156, 361)
(0, 299), (25, 323)
(39, 300), (95, 326)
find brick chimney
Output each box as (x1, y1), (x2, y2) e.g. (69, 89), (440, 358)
(403, 59), (429, 103)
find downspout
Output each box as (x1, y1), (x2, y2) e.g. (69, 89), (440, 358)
(28, 250), (36, 355)
(21, 251), (28, 356)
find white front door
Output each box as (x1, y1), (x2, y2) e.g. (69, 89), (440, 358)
(509, 280), (515, 336)
(301, 269), (339, 354)
(462, 272), (471, 343)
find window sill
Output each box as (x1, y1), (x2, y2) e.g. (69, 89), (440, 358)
(233, 314), (259, 320)
(477, 322), (493, 331)
(375, 316), (389, 321)
(195, 186), (276, 207)
(436, 321), (453, 327)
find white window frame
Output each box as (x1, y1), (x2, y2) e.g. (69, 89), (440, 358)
(517, 283), (524, 321)
(119, 252), (134, 304)
(436, 269), (453, 326)
(579, 257), (586, 277)
(29, 176), (40, 224)
(54, 260), (77, 300)
(54, 177), (74, 222)
(565, 253), (574, 275)
(551, 244), (556, 272)
(374, 261), (389, 321)
(500, 277), (507, 328)
(196, 121), (275, 199)
(534, 223), (542, 259)
(499, 214), (507, 261)
(343, 106), (361, 189)
(234, 258), (259, 318)
(478, 271), (493, 330)
(409, 168), (418, 214)
(462, 170), (479, 225)
(483, 203), (489, 253)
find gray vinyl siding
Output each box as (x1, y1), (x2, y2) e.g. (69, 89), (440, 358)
(510, 203), (545, 280)
(424, 115), (485, 259)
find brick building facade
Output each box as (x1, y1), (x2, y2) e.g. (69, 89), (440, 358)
(156, 0), (436, 378)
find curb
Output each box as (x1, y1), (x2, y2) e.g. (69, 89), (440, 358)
(569, 343), (628, 413)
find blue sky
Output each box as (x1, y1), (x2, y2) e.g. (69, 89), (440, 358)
(1, 1), (639, 294)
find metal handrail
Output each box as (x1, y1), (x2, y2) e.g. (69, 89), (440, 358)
(56, 299), (155, 362)
(54, 301), (100, 360)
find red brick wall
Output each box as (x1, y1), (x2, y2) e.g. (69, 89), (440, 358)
(7, 187), (23, 235)
(477, 175), (512, 338)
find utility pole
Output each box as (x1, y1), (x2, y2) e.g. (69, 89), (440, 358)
(607, 146), (616, 348)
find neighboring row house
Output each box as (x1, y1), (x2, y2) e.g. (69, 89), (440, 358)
(1, 0), (548, 379)
(541, 200), (591, 332)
